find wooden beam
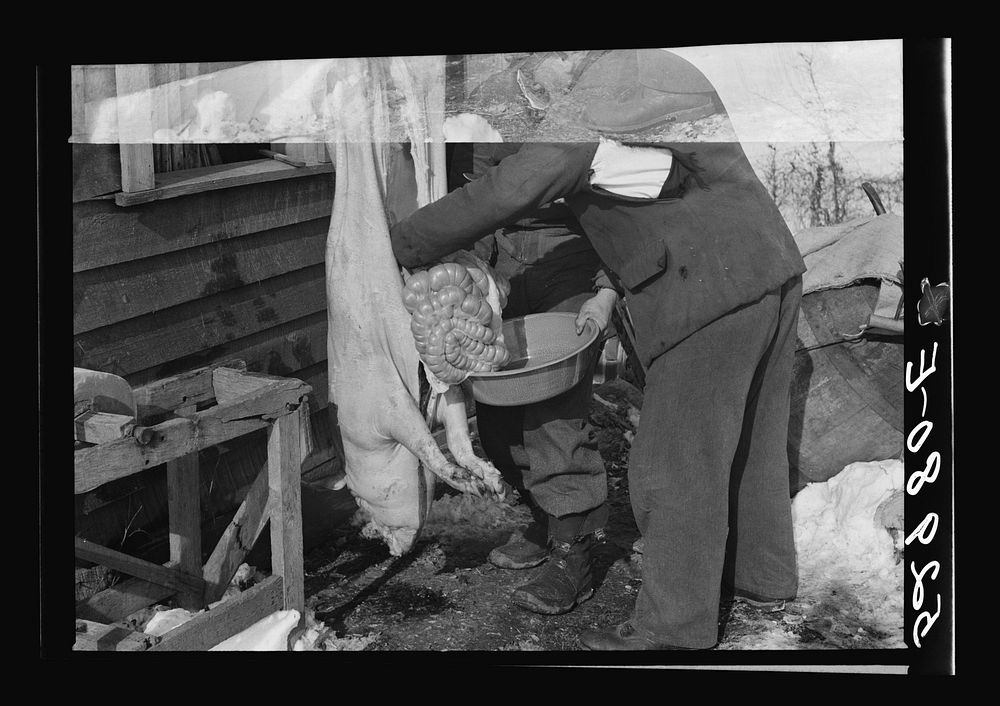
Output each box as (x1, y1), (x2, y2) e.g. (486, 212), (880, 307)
(73, 174), (334, 273)
(75, 574), (177, 624)
(212, 367), (300, 404)
(74, 619), (159, 651)
(115, 160), (334, 207)
(168, 405), (202, 610)
(201, 466), (271, 604)
(114, 64), (155, 193)
(201, 381), (309, 424)
(73, 218), (328, 335)
(75, 538), (206, 597)
(71, 65), (86, 138)
(75, 416), (266, 494)
(74, 411), (136, 444)
(132, 360), (245, 423)
(267, 411), (305, 616)
(75, 377), (309, 494)
(151, 575), (283, 651)
(210, 369), (310, 416)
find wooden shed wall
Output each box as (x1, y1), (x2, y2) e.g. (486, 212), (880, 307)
(72, 153), (343, 565)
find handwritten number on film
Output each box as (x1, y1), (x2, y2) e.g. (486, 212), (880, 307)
(904, 342), (941, 648)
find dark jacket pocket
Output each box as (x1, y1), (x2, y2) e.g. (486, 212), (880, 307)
(618, 238), (668, 290)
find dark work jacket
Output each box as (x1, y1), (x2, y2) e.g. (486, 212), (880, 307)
(469, 143), (610, 289)
(390, 142), (806, 367)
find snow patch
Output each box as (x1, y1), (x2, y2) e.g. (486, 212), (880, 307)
(141, 563), (268, 639)
(210, 610), (301, 651)
(792, 459), (905, 645)
(144, 608), (195, 637)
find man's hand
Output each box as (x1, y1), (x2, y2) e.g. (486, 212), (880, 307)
(575, 288), (619, 336)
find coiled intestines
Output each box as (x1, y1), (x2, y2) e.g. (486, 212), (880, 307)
(402, 261), (510, 384)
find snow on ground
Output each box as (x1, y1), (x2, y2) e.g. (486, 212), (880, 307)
(721, 458), (905, 650)
(791, 459), (905, 644)
(211, 610), (300, 651)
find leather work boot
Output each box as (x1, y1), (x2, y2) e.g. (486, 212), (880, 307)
(511, 528), (596, 615)
(488, 506), (549, 570)
(581, 86), (718, 133)
(579, 620), (699, 651)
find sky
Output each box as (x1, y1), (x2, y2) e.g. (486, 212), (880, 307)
(72, 40), (906, 149)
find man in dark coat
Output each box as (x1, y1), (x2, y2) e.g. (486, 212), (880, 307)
(450, 143), (618, 616)
(390, 50), (806, 649)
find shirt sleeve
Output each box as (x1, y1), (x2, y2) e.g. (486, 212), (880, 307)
(390, 142), (598, 268)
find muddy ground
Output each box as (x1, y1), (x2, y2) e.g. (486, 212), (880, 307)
(295, 378), (900, 653)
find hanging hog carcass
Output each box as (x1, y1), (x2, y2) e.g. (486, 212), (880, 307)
(323, 57), (508, 556)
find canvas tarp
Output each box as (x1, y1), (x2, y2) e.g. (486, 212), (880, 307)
(793, 212), (904, 333)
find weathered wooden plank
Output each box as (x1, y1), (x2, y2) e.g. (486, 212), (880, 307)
(115, 64), (155, 193)
(72, 144), (122, 203)
(198, 378), (309, 423)
(74, 265), (326, 376)
(122, 311), (328, 391)
(74, 411), (136, 444)
(71, 65), (86, 137)
(115, 160), (334, 207)
(75, 416), (269, 494)
(268, 412), (305, 616)
(151, 574), (284, 651)
(132, 360), (245, 422)
(75, 574), (177, 624)
(74, 619), (159, 651)
(73, 174), (334, 272)
(70, 63), (123, 204)
(213, 368), (280, 402)
(168, 404), (203, 611)
(202, 466), (271, 604)
(73, 214), (328, 336)
(75, 377), (307, 495)
(213, 367), (309, 406)
(75, 538), (206, 596)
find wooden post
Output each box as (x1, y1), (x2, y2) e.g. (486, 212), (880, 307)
(267, 410), (304, 617)
(115, 63), (155, 193)
(167, 404), (202, 610)
(71, 65), (87, 140)
(427, 56), (448, 204)
(201, 467), (271, 604)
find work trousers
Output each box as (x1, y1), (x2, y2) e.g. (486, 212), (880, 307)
(476, 243), (609, 533)
(628, 276), (802, 648)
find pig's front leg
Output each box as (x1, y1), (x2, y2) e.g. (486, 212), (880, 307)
(435, 385), (510, 500)
(384, 386), (502, 498)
